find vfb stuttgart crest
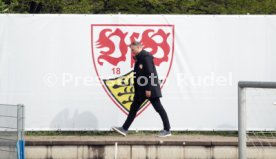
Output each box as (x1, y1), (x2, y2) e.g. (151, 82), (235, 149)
(91, 24), (174, 116)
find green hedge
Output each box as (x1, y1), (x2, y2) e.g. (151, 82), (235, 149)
(1, 0), (276, 14)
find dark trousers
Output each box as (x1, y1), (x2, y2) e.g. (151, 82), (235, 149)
(122, 97), (171, 131)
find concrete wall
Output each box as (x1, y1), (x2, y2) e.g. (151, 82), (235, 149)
(25, 145), (276, 159)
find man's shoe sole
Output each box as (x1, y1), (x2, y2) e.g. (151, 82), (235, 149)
(158, 133), (172, 137)
(112, 127), (127, 136)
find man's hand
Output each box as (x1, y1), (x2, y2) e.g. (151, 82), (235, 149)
(146, 90), (151, 98)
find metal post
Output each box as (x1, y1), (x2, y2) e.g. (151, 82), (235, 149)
(237, 81), (276, 159)
(22, 104), (25, 141)
(17, 104), (19, 141)
(17, 104), (25, 159)
(238, 87), (246, 159)
(20, 104), (25, 141)
(17, 104), (24, 140)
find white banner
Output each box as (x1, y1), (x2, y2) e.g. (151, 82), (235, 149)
(0, 14), (276, 130)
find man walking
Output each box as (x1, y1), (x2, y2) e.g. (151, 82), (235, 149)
(112, 41), (171, 137)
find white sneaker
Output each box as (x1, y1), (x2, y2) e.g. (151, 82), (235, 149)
(112, 127), (127, 136)
(158, 130), (172, 137)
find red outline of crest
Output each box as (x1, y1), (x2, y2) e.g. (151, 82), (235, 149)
(91, 24), (175, 116)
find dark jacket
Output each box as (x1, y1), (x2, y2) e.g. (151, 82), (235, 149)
(133, 50), (162, 100)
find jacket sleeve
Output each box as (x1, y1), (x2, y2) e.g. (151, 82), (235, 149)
(143, 55), (155, 91)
